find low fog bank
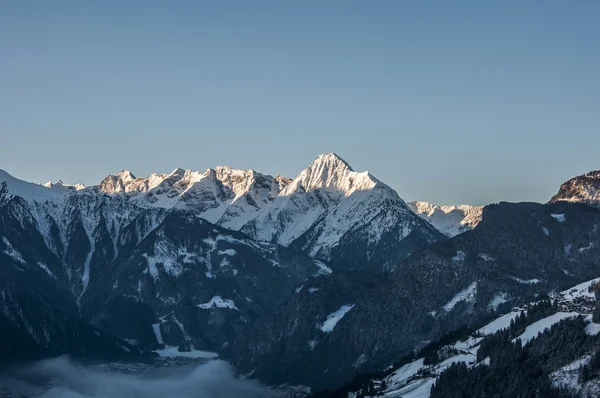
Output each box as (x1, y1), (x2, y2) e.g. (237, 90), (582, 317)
(0, 356), (277, 398)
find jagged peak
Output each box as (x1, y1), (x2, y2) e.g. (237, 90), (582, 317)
(100, 170), (140, 194)
(43, 180), (86, 191)
(282, 153), (385, 196)
(409, 200), (482, 215)
(549, 169), (600, 205)
(311, 152), (353, 172)
(118, 170), (136, 180)
(275, 174), (292, 189)
(168, 168), (186, 178)
(408, 201), (484, 237)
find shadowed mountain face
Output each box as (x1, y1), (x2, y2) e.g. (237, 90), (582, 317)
(0, 154), (442, 358)
(4, 161), (600, 393)
(0, 278), (150, 366)
(1, 153), (444, 274)
(0, 184), (328, 356)
(232, 201), (600, 390)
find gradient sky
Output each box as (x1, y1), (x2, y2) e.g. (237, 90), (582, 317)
(1, 1), (599, 205)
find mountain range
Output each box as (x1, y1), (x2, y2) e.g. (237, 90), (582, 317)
(0, 153), (444, 359)
(2, 156), (600, 397)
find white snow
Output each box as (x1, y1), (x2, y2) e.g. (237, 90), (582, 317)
(434, 353), (477, 375)
(152, 323), (164, 345)
(2, 237), (26, 264)
(452, 251), (466, 262)
(78, 222), (96, 304)
(487, 292), (508, 311)
(320, 304), (355, 332)
(452, 336), (484, 352)
(143, 254), (160, 281)
(513, 312), (579, 345)
(550, 355), (591, 392)
(509, 276), (541, 285)
(0, 154), (421, 275)
(387, 359), (425, 387)
(153, 346), (218, 359)
(551, 213), (566, 222)
(443, 282), (477, 312)
(478, 311), (522, 335)
(542, 226), (550, 236)
(384, 378), (436, 398)
(38, 262), (55, 278)
(143, 240), (191, 280)
(197, 296), (238, 310)
(364, 277), (600, 398)
(353, 354), (367, 368)
(240, 153), (418, 265)
(308, 287), (320, 293)
(478, 253), (495, 262)
(314, 261), (333, 276)
(218, 249), (236, 256)
(560, 278), (600, 301)
(408, 201), (483, 237)
(584, 315), (600, 336)
(0, 169), (68, 203)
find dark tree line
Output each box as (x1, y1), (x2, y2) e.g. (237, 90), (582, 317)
(312, 298), (598, 398)
(432, 316), (600, 398)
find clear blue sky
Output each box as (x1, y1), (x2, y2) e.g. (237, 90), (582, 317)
(1, 1), (599, 205)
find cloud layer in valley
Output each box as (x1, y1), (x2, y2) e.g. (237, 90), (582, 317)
(0, 357), (275, 398)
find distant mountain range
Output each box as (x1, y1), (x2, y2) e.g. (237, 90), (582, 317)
(0, 153), (442, 362)
(408, 201), (482, 237)
(2, 155), (600, 396)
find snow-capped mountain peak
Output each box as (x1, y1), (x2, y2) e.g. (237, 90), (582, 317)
(99, 170), (143, 194)
(408, 200), (483, 237)
(1, 154), (443, 271)
(550, 170), (600, 206)
(0, 169), (66, 202)
(169, 167), (187, 178)
(282, 152), (380, 197)
(42, 180), (86, 191)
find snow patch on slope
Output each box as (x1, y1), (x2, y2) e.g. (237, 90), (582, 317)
(478, 311), (522, 335)
(513, 312), (579, 345)
(2, 237), (26, 264)
(38, 262), (55, 279)
(443, 282), (477, 312)
(509, 276), (541, 285)
(488, 292), (508, 311)
(321, 304), (355, 333)
(197, 296), (238, 310)
(550, 355), (591, 392)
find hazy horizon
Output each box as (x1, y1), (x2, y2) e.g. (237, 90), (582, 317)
(0, 151), (587, 207)
(2, 1), (599, 205)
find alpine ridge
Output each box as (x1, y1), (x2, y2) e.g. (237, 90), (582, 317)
(408, 201), (483, 237)
(1, 153), (443, 272)
(550, 170), (600, 207)
(3, 160), (600, 395)
(0, 153), (441, 362)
